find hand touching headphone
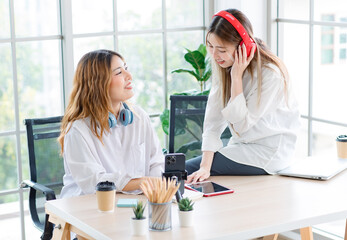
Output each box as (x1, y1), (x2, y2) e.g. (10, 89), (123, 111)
(213, 10), (256, 57)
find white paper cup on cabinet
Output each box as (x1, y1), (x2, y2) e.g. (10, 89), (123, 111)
(336, 135), (347, 159)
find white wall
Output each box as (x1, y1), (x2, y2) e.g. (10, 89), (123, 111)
(214, 0), (268, 43)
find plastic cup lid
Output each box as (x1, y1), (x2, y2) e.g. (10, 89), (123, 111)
(336, 135), (347, 142)
(96, 181), (116, 191)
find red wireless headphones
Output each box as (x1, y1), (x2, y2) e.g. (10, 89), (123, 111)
(213, 10), (256, 57)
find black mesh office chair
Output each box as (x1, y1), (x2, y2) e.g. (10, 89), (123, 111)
(21, 116), (64, 240)
(168, 95), (231, 160)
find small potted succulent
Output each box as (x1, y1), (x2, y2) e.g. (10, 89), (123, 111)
(178, 197), (194, 227)
(131, 201), (147, 236)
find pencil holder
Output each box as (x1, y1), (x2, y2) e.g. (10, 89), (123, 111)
(148, 201), (172, 231)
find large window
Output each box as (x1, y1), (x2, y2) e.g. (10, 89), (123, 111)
(276, 0), (347, 238)
(0, 0), (63, 239)
(0, 0), (207, 239)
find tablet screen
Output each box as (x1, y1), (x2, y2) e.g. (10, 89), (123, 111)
(186, 181), (230, 194)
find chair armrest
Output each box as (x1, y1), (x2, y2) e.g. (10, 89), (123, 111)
(21, 180), (56, 201)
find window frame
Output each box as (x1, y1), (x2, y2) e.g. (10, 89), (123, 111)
(270, 0), (347, 156)
(270, 0), (347, 238)
(0, 0), (210, 239)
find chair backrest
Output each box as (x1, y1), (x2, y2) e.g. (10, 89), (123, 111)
(169, 95), (231, 160)
(24, 116), (63, 230)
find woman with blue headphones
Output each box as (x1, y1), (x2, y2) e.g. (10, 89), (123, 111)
(59, 49), (164, 198)
(186, 9), (301, 183)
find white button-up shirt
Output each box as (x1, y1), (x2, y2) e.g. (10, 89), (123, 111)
(60, 105), (164, 198)
(202, 64), (301, 174)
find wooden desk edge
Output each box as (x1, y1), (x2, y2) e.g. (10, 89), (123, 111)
(45, 200), (110, 240)
(46, 209), (95, 240)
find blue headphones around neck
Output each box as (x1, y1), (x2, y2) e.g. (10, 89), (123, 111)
(108, 102), (133, 128)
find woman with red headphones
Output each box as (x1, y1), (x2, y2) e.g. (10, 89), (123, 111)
(186, 9), (301, 183)
(58, 50), (164, 198)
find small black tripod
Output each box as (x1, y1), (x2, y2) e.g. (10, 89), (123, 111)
(162, 170), (188, 202)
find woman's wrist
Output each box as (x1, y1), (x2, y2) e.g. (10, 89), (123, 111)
(200, 151), (214, 171)
(231, 76), (243, 100)
(231, 74), (242, 83)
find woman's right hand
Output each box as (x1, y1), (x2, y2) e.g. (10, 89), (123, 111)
(230, 43), (256, 81)
(186, 167), (211, 184)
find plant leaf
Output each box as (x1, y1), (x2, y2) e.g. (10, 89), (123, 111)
(194, 68), (205, 81)
(176, 141), (202, 153)
(159, 109), (170, 135)
(198, 44), (207, 57)
(178, 197), (194, 211)
(184, 47), (192, 53)
(171, 69), (200, 80)
(200, 69), (212, 82)
(133, 201), (146, 219)
(184, 50), (205, 73)
(175, 115), (187, 136)
(198, 89), (210, 96)
(173, 90), (200, 95)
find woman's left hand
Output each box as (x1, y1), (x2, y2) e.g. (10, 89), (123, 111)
(231, 44), (256, 80)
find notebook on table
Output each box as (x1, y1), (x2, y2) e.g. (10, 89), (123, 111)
(172, 188), (203, 203)
(277, 156), (347, 180)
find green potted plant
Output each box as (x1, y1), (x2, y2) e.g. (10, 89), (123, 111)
(178, 197), (194, 227)
(131, 200), (147, 236)
(171, 44), (212, 93)
(160, 44), (211, 158)
(161, 44), (232, 158)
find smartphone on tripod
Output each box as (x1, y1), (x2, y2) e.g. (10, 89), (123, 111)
(164, 153), (186, 195)
(164, 153), (186, 173)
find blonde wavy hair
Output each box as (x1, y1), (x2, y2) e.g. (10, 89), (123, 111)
(58, 49), (123, 153)
(208, 9), (288, 106)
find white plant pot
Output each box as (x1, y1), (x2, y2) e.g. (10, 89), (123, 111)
(132, 218), (147, 236)
(178, 210), (193, 227)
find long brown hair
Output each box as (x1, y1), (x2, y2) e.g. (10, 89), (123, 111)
(58, 49), (123, 153)
(207, 9), (288, 106)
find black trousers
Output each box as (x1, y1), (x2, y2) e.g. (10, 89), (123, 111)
(186, 152), (268, 176)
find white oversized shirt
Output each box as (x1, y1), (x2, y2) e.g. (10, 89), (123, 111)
(60, 104), (164, 198)
(202, 64), (301, 174)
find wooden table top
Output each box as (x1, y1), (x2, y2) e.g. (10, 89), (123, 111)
(46, 171), (347, 240)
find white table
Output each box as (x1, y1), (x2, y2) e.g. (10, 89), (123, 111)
(46, 172), (347, 240)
